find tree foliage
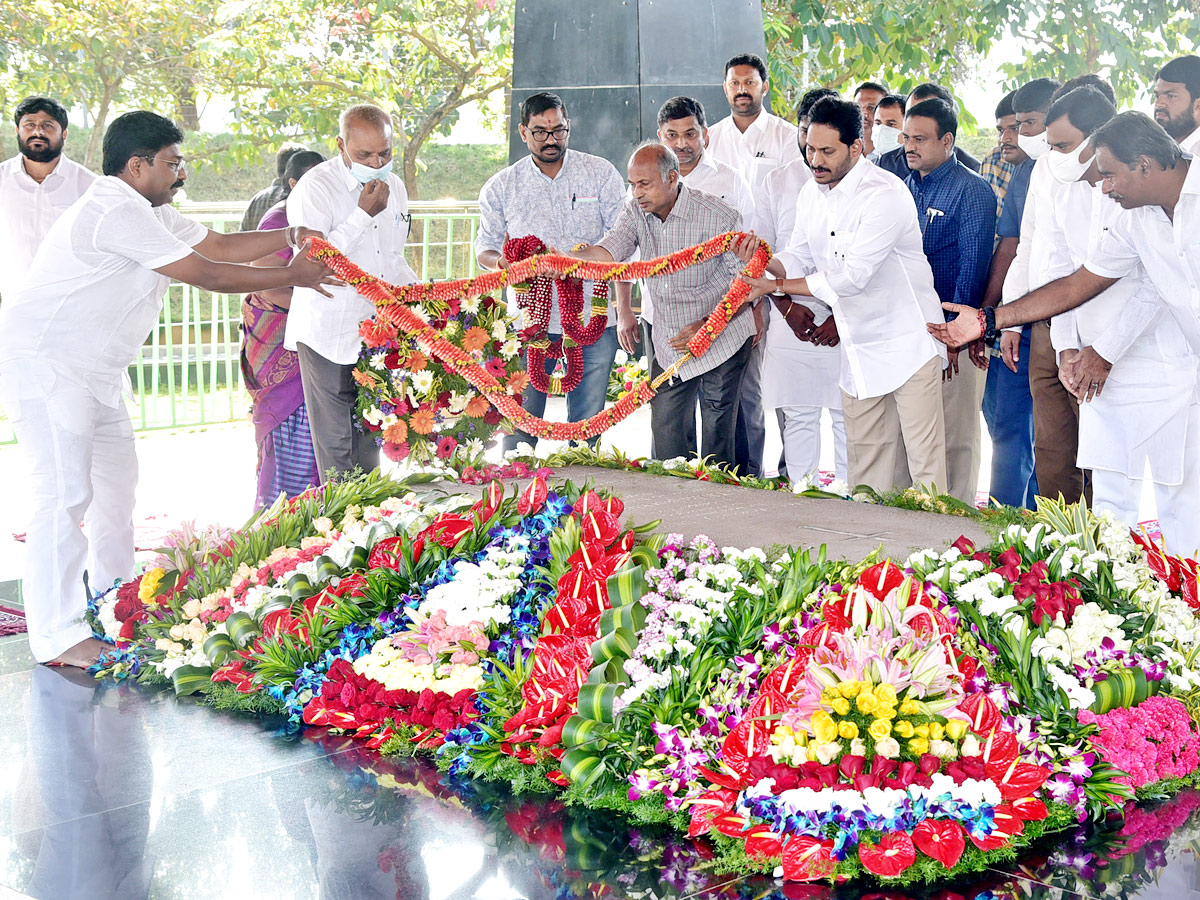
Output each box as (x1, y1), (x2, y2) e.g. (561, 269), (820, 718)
(764, 0), (1199, 120)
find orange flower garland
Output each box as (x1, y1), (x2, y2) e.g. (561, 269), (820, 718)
(306, 234), (771, 442)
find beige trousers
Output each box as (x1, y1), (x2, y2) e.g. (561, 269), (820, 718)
(941, 358), (986, 503)
(843, 356), (948, 494)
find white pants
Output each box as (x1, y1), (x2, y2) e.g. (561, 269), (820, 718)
(0, 363), (137, 661)
(777, 406), (848, 482)
(1090, 401), (1200, 559)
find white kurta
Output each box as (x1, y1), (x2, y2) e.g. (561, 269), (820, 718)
(774, 157), (947, 401)
(0, 153), (96, 300)
(706, 111), (804, 190)
(285, 157), (418, 364)
(0, 176), (207, 662)
(1044, 182), (1195, 482)
(754, 158), (841, 411)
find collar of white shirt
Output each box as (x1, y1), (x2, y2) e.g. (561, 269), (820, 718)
(1180, 128), (1200, 156)
(818, 155), (872, 197)
(7, 152), (75, 186)
(692, 152), (720, 174)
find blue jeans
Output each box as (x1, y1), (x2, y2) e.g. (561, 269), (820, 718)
(982, 329), (1038, 508)
(503, 326), (619, 451)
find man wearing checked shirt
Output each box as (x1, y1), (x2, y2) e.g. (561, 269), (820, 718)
(476, 92), (634, 451)
(902, 98), (997, 504)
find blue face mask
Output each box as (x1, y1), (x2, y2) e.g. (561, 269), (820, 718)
(349, 159), (393, 183)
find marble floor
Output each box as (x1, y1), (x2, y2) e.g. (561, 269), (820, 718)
(0, 617), (1198, 900)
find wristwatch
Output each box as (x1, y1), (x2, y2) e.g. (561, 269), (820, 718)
(771, 278), (787, 297)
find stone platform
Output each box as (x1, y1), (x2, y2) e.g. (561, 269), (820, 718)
(436, 466), (990, 561)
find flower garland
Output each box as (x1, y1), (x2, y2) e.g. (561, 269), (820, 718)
(305, 232), (770, 442)
(503, 234), (608, 395)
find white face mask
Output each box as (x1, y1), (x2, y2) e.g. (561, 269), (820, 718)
(350, 159), (393, 184)
(1046, 137), (1093, 185)
(1016, 131), (1051, 160)
(872, 124), (903, 156)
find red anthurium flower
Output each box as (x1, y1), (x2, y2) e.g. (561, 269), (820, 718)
(713, 812), (754, 838)
(912, 819), (966, 869)
(857, 833), (916, 877)
(762, 658), (808, 700)
(858, 561), (906, 601)
(423, 514), (474, 549)
(782, 835), (838, 882)
(978, 729), (1019, 772)
(745, 828), (784, 862)
(1010, 797), (1049, 821)
(517, 475), (549, 515)
(687, 788), (738, 837)
(794, 623), (836, 668)
(992, 761), (1051, 802)
(580, 509), (620, 546)
(959, 693), (1001, 735)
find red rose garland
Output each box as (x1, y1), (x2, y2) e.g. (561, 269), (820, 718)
(503, 234), (609, 395)
(305, 232), (770, 442)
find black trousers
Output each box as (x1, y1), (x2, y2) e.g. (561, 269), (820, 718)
(297, 343), (379, 481)
(650, 337), (752, 470)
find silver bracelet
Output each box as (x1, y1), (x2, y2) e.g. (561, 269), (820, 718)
(285, 225), (300, 250)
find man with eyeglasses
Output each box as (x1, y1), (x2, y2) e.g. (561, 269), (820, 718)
(0, 96), (95, 302)
(0, 110), (339, 669)
(476, 91), (631, 451)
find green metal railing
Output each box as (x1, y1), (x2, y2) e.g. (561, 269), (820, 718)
(0, 200), (482, 444)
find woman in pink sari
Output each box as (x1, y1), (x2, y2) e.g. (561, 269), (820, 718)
(241, 150), (325, 508)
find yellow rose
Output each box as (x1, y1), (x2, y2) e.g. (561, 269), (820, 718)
(856, 691), (879, 715)
(914, 723), (931, 738)
(831, 698), (851, 716)
(838, 721), (859, 740)
(909, 737), (931, 756)
(874, 704), (897, 721)
(840, 681), (863, 698)
(899, 698), (923, 716)
(868, 718), (892, 741)
(875, 683), (898, 706)
(812, 709), (838, 745)
(893, 720), (915, 739)
(945, 719), (969, 740)
(929, 722), (945, 741)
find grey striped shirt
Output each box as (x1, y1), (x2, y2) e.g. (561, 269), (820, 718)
(598, 184), (752, 382)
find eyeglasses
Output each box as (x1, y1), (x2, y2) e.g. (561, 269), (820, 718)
(141, 154), (187, 173)
(528, 126), (569, 142)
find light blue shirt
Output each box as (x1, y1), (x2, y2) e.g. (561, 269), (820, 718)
(476, 149), (625, 332)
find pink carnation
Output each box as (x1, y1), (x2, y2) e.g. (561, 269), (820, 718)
(1079, 696), (1200, 788)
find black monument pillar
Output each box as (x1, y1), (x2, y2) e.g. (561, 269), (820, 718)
(509, 0), (770, 174)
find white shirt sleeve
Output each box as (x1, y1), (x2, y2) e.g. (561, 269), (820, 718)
(474, 172), (506, 256)
(94, 200), (199, 270)
(731, 169), (756, 230)
(1091, 278), (1163, 363)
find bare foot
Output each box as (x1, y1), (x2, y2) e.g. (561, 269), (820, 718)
(45, 637), (109, 669)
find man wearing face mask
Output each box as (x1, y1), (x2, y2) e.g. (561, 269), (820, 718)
(0, 96), (95, 302)
(902, 99), (997, 504)
(868, 94), (906, 161)
(1038, 87), (1197, 540)
(1153, 55), (1200, 154)
(285, 104), (418, 480)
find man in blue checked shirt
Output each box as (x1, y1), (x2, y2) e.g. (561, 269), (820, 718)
(902, 98), (997, 504)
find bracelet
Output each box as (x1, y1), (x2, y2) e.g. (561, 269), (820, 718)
(977, 305), (998, 343)
(784, 300), (795, 319)
(285, 225), (300, 250)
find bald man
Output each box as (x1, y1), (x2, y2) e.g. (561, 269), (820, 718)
(285, 104), (418, 479)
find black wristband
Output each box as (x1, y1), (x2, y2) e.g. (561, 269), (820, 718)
(982, 305), (998, 343)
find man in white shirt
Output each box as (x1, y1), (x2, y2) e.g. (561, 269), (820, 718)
(753, 118), (847, 482)
(1154, 55), (1200, 155)
(931, 112), (1200, 554)
(743, 97), (948, 493)
(286, 104), (418, 479)
(1038, 87), (1198, 549)
(475, 92), (631, 451)
(705, 53), (802, 477)
(0, 96), (96, 300)
(0, 110), (336, 668)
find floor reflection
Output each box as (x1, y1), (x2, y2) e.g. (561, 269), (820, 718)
(4, 669), (1200, 900)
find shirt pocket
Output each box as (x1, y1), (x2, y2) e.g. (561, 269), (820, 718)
(921, 212), (955, 255)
